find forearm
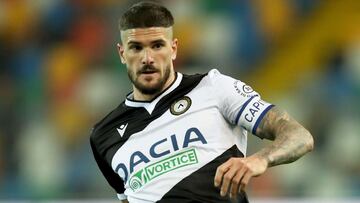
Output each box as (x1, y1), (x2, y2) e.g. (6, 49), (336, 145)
(214, 107), (313, 198)
(255, 107), (314, 167)
(256, 124), (313, 167)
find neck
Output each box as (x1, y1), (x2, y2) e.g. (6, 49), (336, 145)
(133, 71), (176, 101)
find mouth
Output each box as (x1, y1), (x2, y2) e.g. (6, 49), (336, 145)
(138, 65), (159, 75)
(140, 70), (158, 74)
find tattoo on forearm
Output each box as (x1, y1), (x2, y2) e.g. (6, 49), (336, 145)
(255, 107), (314, 167)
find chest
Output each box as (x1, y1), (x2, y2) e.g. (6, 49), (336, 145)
(111, 91), (236, 179)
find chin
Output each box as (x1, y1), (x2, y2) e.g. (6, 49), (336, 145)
(137, 82), (162, 95)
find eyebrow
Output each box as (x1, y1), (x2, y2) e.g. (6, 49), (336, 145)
(127, 39), (166, 46)
(127, 41), (141, 46)
(151, 39), (166, 44)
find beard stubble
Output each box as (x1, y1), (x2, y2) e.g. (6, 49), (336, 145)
(127, 64), (171, 95)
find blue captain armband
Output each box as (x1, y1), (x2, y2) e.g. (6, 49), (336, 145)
(236, 96), (274, 134)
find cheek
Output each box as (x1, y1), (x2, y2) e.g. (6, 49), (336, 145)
(158, 50), (173, 65)
(124, 53), (139, 67)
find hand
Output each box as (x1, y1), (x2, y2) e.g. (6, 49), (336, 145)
(214, 155), (268, 199)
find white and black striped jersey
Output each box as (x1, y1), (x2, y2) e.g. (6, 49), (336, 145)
(90, 69), (274, 203)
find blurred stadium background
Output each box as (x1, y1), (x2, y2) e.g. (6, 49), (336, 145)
(0, 0), (360, 202)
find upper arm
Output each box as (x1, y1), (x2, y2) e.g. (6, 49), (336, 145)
(255, 106), (304, 140)
(207, 69), (279, 135)
(90, 137), (126, 199)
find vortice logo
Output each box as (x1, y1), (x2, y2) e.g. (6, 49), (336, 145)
(129, 148), (198, 191)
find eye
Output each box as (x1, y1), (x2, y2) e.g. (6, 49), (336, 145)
(153, 43), (164, 50)
(129, 45), (142, 51)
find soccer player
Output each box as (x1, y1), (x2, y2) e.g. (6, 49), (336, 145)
(90, 1), (314, 203)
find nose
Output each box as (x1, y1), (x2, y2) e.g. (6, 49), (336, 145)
(141, 48), (154, 65)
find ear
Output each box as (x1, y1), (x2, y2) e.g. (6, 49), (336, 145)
(171, 38), (178, 60)
(117, 43), (126, 64)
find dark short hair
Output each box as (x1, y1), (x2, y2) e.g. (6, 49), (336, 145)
(119, 1), (174, 31)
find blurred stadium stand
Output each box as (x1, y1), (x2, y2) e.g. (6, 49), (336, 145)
(0, 0), (359, 201)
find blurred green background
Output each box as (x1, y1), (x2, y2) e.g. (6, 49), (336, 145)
(0, 0), (360, 201)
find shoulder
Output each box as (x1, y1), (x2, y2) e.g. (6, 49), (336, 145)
(200, 69), (246, 92)
(178, 68), (230, 86)
(207, 68), (222, 78)
(181, 70), (208, 83)
(179, 68), (240, 94)
(203, 68), (221, 81)
(90, 101), (128, 141)
(203, 68), (238, 84)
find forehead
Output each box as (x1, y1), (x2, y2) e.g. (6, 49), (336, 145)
(121, 27), (172, 44)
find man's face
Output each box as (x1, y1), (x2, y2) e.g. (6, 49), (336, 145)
(118, 27), (178, 95)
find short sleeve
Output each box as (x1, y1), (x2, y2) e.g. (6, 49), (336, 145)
(90, 138), (127, 200)
(208, 69), (274, 134)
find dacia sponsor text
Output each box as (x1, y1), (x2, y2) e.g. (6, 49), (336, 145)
(115, 127), (207, 183)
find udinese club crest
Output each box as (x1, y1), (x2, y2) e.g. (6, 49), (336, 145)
(170, 96), (192, 115)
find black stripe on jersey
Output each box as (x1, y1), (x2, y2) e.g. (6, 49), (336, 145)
(157, 145), (249, 203)
(90, 73), (207, 164)
(90, 139), (125, 195)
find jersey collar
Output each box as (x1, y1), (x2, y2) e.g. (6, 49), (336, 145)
(125, 72), (183, 114)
